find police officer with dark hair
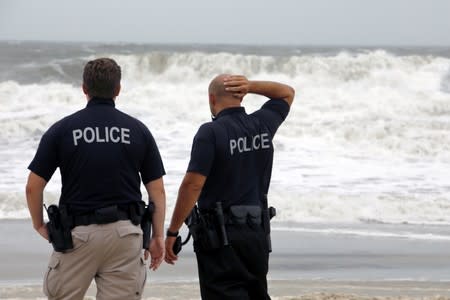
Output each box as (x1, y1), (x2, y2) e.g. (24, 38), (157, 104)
(25, 58), (166, 300)
(165, 74), (295, 299)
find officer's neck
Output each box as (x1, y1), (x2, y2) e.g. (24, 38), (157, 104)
(214, 103), (241, 116)
(87, 96), (116, 102)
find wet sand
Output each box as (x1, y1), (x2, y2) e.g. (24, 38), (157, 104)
(2, 280), (450, 300)
(1, 219), (450, 299)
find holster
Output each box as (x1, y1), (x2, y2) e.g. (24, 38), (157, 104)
(263, 206), (276, 252)
(129, 201), (145, 225)
(45, 205), (74, 253)
(187, 204), (226, 252)
(141, 201), (155, 249)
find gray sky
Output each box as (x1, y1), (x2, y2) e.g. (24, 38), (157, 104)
(1, 0), (450, 46)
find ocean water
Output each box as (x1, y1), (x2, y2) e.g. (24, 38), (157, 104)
(1, 41), (450, 240)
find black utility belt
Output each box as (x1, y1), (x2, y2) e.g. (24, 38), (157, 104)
(198, 205), (265, 226)
(45, 201), (154, 253)
(187, 203), (276, 252)
(225, 205), (263, 226)
(72, 206), (132, 227)
(71, 203), (146, 227)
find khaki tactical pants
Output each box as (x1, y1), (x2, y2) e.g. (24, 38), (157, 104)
(43, 220), (146, 300)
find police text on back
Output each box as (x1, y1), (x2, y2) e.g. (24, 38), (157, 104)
(73, 127), (130, 145)
(229, 133), (270, 155)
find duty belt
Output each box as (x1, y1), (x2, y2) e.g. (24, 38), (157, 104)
(225, 205), (262, 225)
(72, 205), (132, 227)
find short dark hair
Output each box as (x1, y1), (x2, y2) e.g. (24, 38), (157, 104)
(83, 58), (121, 98)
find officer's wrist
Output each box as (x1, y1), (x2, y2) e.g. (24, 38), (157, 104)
(166, 229), (179, 237)
(33, 220), (45, 230)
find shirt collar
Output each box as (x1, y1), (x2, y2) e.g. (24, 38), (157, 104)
(214, 106), (245, 120)
(86, 97), (115, 107)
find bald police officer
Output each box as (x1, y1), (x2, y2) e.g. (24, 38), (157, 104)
(25, 58), (166, 300)
(165, 74), (295, 299)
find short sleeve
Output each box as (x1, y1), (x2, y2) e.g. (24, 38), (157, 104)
(251, 98), (290, 135)
(140, 128), (166, 184)
(187, 124), (215, 177)
(28, 126), (60, 182)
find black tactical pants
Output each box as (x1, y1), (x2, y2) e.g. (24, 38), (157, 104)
(194, 224), (270, 300)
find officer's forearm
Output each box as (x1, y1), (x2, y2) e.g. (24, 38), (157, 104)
(26, 191), (44, 230)
(145, 178), (166, 238)
(25, 172), (47, 230)
(248, 81), (295, 106)
(168, 184), (200, 233)
(151, 195), (165, 238)
(168, 172), (206, 233)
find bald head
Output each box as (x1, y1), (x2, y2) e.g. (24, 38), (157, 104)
(208, 74), (234, 99)
(208, 74), (242, 116)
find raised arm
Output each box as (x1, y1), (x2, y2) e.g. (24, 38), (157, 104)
(224, 75), (295, 106)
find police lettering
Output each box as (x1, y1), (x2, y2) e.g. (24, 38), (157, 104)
(229, 133), (270, 155)
(72, 127), (130, 146)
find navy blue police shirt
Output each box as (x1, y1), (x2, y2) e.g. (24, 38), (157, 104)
(28, 97), (165, 214)
(187, 98), (290, 210)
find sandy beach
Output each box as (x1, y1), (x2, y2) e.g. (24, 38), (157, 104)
(1, 280), (450, 300)
(1, 219), (450, 299)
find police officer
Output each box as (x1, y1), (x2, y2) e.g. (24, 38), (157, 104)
(165, 74), (295, 299)
(25, 58), (166, 300)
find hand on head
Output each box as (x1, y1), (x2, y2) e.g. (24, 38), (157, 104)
(223, 75), (249, 100)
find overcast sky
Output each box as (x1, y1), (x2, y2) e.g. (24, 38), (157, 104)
(1, 0), (450, 46)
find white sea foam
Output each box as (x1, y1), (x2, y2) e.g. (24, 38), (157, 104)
(272, 226), (450, 241)
(1, 48), (450, 229)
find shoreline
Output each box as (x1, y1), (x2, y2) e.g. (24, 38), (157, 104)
(2, 219), (450, 299)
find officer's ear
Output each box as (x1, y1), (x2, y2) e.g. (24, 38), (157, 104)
(113, 84), (121, 98)
(82, 83), (91, 100)
(82, 83), (88, 95)
(209, 93), (216, 106)
(209, 94), (217, 115)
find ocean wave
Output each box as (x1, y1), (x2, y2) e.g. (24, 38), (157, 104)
(2, 45), (450, 225)
(2, 50), (450, 160)
(1, 47), (449, 84)
(441, 67), (450, 93)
